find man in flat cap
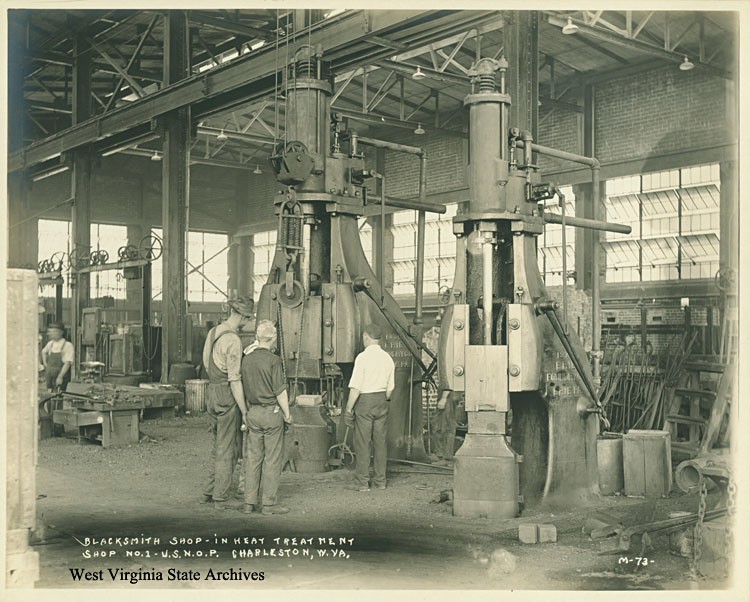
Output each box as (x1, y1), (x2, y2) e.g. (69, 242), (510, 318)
(241, 320), (292, 515)
(200, 296), (254, 507)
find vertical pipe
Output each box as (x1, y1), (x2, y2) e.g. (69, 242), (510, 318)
(482, 234), (494, 344)
(414, 154), (427, 325)
(591, 166), (602, 386)
(379, 174), (386, 307)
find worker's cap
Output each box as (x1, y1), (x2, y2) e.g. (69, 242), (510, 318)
(255, 320), (277, 340)
(363, 323), (383, 340)
(47, 321), (66, 332)
(227, 296), (255, 318)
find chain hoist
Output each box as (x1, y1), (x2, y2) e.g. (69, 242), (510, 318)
(723, 472), (736, 578)
(691, 476), (708, 578)
(291, 298), (305, 401)
(276, 301), (288, 379)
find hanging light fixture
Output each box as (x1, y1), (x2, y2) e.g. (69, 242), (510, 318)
(414, 123), (425, 135)
(562, 17), (579, 35)
(412, 66), (426, 80)
(679, 56), (695, 71)
(217, 129), (229, 142)
(150, 151), (162, 162)
(253, 165), (263, 175)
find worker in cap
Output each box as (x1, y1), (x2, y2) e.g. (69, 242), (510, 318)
(240, 319), (292, 515)
(200, 296), (254, 508)
(41, 321), (74, 392)
(345, 323), (395, 492)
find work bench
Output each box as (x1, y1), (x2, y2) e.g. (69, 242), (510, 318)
(52, 383), (182, 447)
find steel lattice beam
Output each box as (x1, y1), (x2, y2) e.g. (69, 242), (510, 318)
(11, 10), (472, 173)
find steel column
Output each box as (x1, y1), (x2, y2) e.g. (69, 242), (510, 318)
(161, 11), (191, 379)
(71, 35), (93, 367)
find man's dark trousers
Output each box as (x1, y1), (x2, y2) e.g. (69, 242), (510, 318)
(353, 392), (389, 487)
(244, 404), (284, 507)
(204, 382), (241, 501)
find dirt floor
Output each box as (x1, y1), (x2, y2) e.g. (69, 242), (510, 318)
(31, 413), (731, 591)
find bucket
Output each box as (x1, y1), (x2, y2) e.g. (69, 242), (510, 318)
(185, 379), (208, 413)
(597, 433), (624, 495)
(168, 362), (196, 387)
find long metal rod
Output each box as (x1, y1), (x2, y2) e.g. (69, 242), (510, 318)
(378, 196), (447, 214)
(356, 135), (425, 157)
(415, 155), (428, 325)
(483, 235), (494, 344)
(542, 212), (631, 234)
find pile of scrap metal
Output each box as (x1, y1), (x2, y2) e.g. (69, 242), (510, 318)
(589, 453), (735, 579)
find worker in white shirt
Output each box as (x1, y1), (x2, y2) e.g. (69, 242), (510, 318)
(345, 323), (395, 492)
(41, 322), (74, 392)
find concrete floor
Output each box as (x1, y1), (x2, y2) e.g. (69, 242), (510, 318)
(30, 414), (731, 591)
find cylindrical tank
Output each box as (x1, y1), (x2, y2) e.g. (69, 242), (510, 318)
(285, 405), (332, 473)
(597, 433), (624, 495)
(168, 363), (196, 387)
(184, 379), (208, 413)
(453, 433), (519, 518)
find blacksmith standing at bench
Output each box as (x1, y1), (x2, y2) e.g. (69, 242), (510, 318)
(345, 323), (395, 492)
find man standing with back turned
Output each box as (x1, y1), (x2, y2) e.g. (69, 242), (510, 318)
(345, 323), (395, 492)
(241, 320), (292, 515)
(201, 297), (254, 508)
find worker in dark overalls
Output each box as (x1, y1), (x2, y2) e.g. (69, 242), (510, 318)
(41, 322), (74, 392)
(345, 323), (395, 492)
(200, 297), (254, 508)
(433, 389), (461, 465)
(240, 320), (292, 515)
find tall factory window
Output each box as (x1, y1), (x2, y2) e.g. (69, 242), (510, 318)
(251, 230), (277, 302)
(90, 223), (128, 300)
(390, 204), (458, 297)
(537, 186), (576, 287)
(150, 229), (229, 303)
(38, 219), (71, 298)
(187, 231), (230, 303)
(603, 164), (720, 283)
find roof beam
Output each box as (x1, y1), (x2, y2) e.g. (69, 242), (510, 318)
(11, 10), (446, 172)
(544, 13), (732, 79)
(187, 11), (274, 40)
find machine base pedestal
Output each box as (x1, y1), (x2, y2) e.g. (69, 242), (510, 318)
(452, 430), (520, 519)
(285, 405), (332, 473)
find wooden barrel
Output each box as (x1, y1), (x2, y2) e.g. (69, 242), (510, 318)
(184, 379), (208, 413)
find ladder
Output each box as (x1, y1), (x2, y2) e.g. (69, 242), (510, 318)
(663, 360), (733, 460)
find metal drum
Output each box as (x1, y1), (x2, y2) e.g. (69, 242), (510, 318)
(597, 433), (624, 495)
(168, 362), (196, 387)
(184, 379), (208, 413)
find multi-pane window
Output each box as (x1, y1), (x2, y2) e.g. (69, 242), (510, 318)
(537, 186), (576, 287)
(390, 204), (457, 297)
(187, 231), (229, 302)
(151, 228), (229, 302)
(604, 164), (720, 283)
(90, 223), (128, 299)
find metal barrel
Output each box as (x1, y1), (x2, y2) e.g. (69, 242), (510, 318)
(597, 433), (624, 495)
(184, 379), (208, 413)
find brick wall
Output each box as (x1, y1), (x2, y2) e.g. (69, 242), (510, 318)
(594, 66), (728, 165)
(383, 130), (467, 198)
(537, 110), (581, 173)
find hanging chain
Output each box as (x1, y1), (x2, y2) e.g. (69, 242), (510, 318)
(276, 301), (288, 379)
(723, 472), (736, 578)
(690, 476), (708, 579)
(292, 298), (305, 401)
